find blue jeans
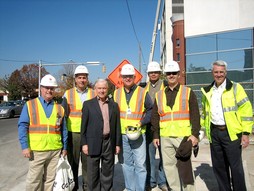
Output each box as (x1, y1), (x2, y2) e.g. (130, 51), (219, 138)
(146, 128), (167, 188)
(147, 141), (167, 188)
(122, 134), (147, 191)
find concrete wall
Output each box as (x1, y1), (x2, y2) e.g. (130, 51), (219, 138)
(184, 0), (254, 37)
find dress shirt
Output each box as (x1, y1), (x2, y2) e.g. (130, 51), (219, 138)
(97, 97), (110, 135)
(211, 79), (226, 125)
(18, 97), (68, 150)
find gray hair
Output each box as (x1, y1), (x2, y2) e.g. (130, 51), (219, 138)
(94, 78), (108, 88)
(211, 60), (228, 70)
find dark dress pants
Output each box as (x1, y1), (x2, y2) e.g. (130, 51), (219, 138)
(67, 132), (88, 191)
(87, 136), (114, 191)
(210, 127), (246, 191)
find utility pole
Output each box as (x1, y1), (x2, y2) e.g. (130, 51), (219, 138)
(147, 0), (162, 81)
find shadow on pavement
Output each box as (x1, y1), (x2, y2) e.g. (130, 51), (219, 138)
(194, 163), (218, 191)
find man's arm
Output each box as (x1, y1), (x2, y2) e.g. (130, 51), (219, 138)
(18, 103), (32, 159)
(189, 90), (201, 138)
(61, 96), (70, 118)
(61, 116), (68, 155)
(115, 102), (122, 154)
(80, 101), (89, 147)
(140, 93), (153, 126)
(188, 90), (201, 146)
(151, 99), (161, 147)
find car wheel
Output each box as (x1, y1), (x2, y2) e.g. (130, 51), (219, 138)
(9, 110), (15, 118)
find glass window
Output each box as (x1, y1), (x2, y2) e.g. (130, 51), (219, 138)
(186, 28), (254, 105)
(177, 53), (180, 61)
(176, 38), (180, 47)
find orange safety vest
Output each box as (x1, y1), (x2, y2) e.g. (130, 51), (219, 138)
(27, 98), (64, 151)
(65, 87), (96, 132)
(114, 86), (146, 134)
(155, 85), (192, 137)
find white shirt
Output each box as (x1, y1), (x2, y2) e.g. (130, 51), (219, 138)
(211, 80), (226, 125)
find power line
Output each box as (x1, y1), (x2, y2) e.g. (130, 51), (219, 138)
(0, 59), (38, 63)
(125, 0), (146, 63)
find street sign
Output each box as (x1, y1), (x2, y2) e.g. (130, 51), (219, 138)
(108, 59), (143, 88)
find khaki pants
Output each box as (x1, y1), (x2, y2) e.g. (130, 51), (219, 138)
(26, 149), (61, 191)
(161, 137), (195, 191)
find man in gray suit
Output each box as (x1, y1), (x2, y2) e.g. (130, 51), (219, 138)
(81, 79), (122, 191)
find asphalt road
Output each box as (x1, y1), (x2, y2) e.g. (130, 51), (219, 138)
(1, 118), (253, 191)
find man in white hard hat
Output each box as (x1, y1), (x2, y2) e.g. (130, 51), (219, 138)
(144, 61), (168, 191)
(151, 61), (200, 191)
(113, 64), (153, 191)
(62, 65), (96, 191)
(18, 74), (68, 191)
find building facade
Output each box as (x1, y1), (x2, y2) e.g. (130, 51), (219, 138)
(159, 0), (254, 104)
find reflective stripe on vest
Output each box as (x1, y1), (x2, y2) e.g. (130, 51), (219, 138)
(66, 88), (95, 132)
(114, 86), (146, 134)
(27, 98), (64, 150)
(156, 85), (191, 137)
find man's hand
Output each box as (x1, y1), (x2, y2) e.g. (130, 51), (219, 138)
(115, 146), (121, 155)
(153, 139), (160, 148)
(241, 135), (249, 148)
(22, 148), (31, 159)
(61, 150), (67, 157)
(82, 145), (88, 155)
(188, 135), (199, 147)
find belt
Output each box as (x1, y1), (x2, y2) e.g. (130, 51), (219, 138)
(102, 134), (110, 139)
(211, 123), (227, 131)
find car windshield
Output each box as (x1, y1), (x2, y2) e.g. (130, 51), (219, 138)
(0, 102), (15, 107)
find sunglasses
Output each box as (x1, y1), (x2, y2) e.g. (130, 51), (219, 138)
(165, 72), (178, 76)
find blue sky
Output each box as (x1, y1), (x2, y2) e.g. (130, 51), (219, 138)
(0, 0), (160, 83)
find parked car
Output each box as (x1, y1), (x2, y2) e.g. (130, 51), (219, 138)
(0, 101), (24, 118)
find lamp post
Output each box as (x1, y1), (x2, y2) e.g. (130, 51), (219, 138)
(38, 60), (102, 97)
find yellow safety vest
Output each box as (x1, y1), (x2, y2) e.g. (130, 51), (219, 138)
(66, 88), (96, 132)
(155, 85), (192, 137)
(27, 98), (64, 151)
(201, 82), (253, 142)
(114, 86), (147, 134)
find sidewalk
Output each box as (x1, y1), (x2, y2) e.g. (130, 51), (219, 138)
(9, 135), (254, 191)
(109, 135), (254, 191)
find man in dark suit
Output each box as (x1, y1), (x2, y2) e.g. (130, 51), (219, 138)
(81, 79), (122, 191)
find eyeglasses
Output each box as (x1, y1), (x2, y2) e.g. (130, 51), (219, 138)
(122, 75), (134, 79)
(165, 72), (178, 76)
(42, 86), (55, 91)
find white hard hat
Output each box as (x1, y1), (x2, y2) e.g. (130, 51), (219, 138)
(121, 64), (135, 75)
(147, 61), (162, 72)
(126, 126), (141, 140)
(40, 74), (58, 87)
(74, 65), (89, 75)
(164, 61), (180, 72)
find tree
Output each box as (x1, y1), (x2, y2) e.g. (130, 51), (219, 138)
(0, 64), (48, 100)
(19, 64), (48, 98)
(7, 70), (23, 100)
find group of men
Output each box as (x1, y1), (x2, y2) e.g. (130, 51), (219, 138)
(18, 59), (253, 191)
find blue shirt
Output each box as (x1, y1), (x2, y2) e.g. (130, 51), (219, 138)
(18, 97), (68, 150)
